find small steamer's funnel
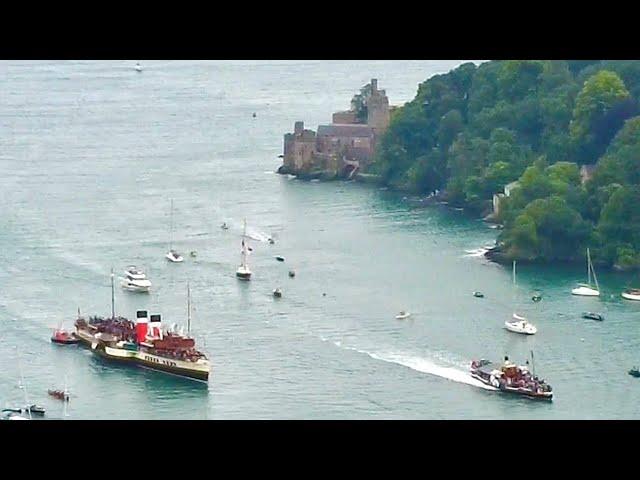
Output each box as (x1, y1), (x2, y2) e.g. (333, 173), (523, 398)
(149, 314), (162, 340)
(135, 310), (149, 344)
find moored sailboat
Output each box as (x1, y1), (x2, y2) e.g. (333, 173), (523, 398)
(504, 261), (537, 335)
(165, 199), (184, 263)
(236, 218), (252, 280)
(572, 248), (600, 296)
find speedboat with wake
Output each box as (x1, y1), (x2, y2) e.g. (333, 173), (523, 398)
(121, 266), (152, 293)
(395, 311), (411, 320)
(470, 355), (553, 400)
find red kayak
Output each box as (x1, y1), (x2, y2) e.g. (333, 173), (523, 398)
(51, 330), (79, 345)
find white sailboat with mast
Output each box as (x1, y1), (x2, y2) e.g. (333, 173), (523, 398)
(236, 218), (252, 280)
(505, 261), (537, 335)
(572, 247), (600, 296)
(165, 199), (184, 263)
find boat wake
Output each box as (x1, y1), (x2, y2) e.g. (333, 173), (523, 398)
(463, 246), (492, 258)
(320, 337), (495, 391)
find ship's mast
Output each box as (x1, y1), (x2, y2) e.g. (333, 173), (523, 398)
(110, 267), (115, 319)
(241, 218), (248, 268)
(17, 350), (32, 420)
(530, 350), (536, 377)
(169, 199), (174, 251)
(187, 281), (191, 337)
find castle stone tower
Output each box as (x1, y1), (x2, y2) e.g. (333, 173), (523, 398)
(366, 78), (390, 134)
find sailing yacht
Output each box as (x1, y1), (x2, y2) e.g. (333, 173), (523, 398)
(504, 261), (538, 335)
(165, 199), (184, 263)
(572, 248), (600, 296)
(236, 219), (252, 280)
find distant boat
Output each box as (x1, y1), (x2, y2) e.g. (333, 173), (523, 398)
(395, 311), (411, 320)
(236, 219), (252, 280)
(51, 329), (78, 345)
(275, 256), (285, 262)
(166, 199), (184, 263)
(532, 294), (542, 302)
(582, 312), (604, 321)
(572, 248), (600, 296)
(51, 313), (79, 344)
(273, 288), (282, 298)
(288, 270), (295, 278)
(505, 261), (537, 335)
(622, 288), (640, 301)
(629, 367), (640, 378)
(121, 265), (152, 293)
(473, 291), (484, 298)
(221, 222), (229, 230)
(135, 62), (143, 72)
(48, 389), (70, 402)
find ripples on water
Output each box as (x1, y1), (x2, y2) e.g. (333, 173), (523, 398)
(1, 60), (639, 419)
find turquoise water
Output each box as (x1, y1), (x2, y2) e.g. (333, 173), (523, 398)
(1, 60), (639, 419)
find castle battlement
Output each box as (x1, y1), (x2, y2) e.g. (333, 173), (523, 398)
(280, 79), (391, 178)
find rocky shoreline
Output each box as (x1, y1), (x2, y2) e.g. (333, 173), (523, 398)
(276, 167), (638, 272)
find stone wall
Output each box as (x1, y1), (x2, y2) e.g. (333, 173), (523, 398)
(332, 111), (359, 124)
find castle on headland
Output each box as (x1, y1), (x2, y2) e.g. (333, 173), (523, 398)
(278, 79), (393, 180)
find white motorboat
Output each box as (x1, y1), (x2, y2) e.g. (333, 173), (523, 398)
(505, 319), (537, 335)
(165, 199), (183, 263)
(166, 250), (184, 263)
(622, 288), (640, 301)
(395, 311), (411, 320)
(236, 219), (252, 280)
(572, 248), (600, 296)
(135, 62), (143, 72)
(121, 266), (152, 293)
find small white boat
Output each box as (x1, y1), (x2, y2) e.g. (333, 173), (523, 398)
(121, 266), (152, 293)
(221, 223), (229, 230)
(572, 248), (600, 296)
(273, 288), (282, 298)
(135, 62), (143, 72)
(395, 311), (411, 320)
(166, 249), (184, 263)
(505, 319), (537, 335)
(622, 288), (640, 301)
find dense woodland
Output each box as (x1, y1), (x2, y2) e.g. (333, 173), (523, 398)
(372, 60), (640, 270)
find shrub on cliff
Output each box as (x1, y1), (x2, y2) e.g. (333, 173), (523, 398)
(373, 60), (640, 268)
